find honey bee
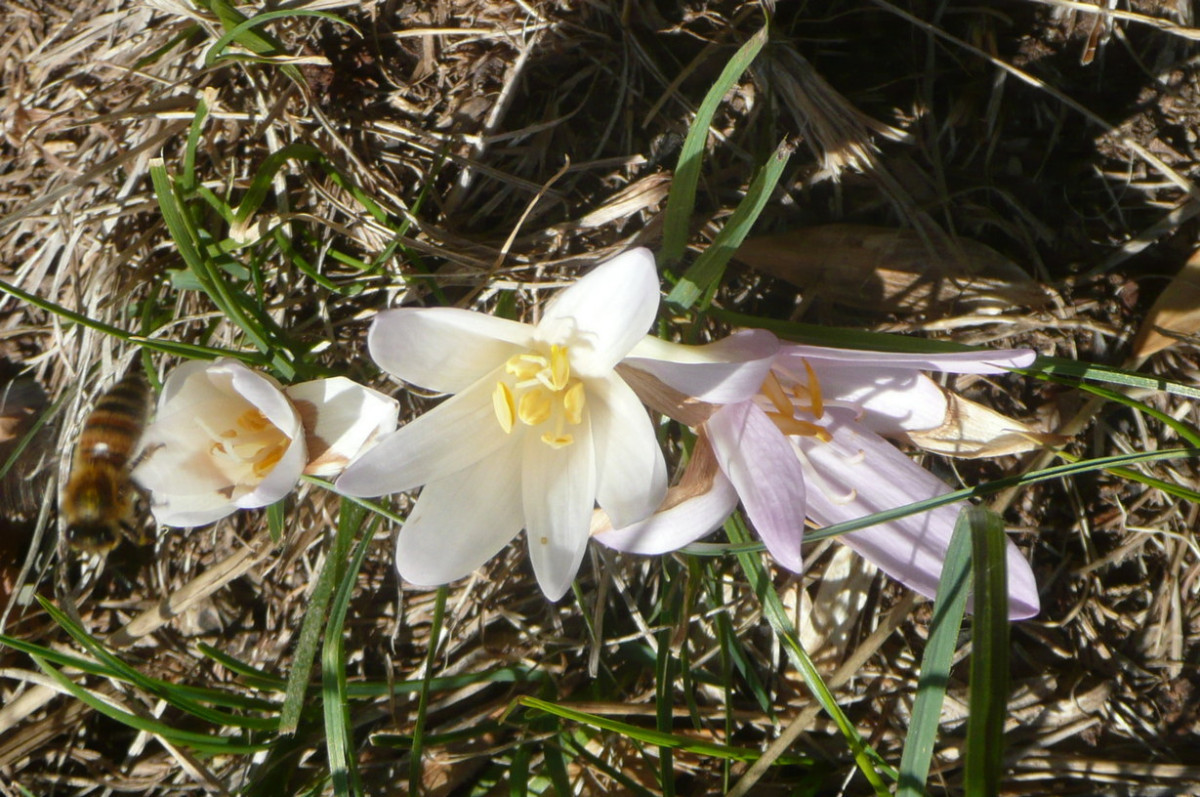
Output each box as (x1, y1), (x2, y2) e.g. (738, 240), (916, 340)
(61, 367), (153, 554)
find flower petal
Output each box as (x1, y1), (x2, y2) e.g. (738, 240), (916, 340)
(145, 492), (240, 528)
(799, 362), (949, 435)
(225, 361), (299, 436)
(335, 371), (510, 497)
(523, 414), (597, 601)
(777, 344), (1036, 375)
(707, 402), (808, 572)
(395, 443), (525, 587)
(285, 377), (399, 476)
(796, 412), (1039, 619)
(593, 432), (738, 554)
(589, 375), (667, 529)
(625, 329), (779, 403)
(538, 248), (659, 375)
(368, 308), (532, 393)
(233, 431), (305, 510)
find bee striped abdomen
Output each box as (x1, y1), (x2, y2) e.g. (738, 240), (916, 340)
(63, 370), (153, 553)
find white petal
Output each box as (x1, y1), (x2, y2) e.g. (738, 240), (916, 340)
(223, 361), (299, 436)
(707, 402), (808, 572)
(368, 308), (532, 393)
(593, 435), (738, 554)
(335, 371), (510, 497)
(797, 412), (1039, 619)
(523, 415), (596, 601)
(395, 444), (525, 586)
(778, 344), (1036, 375)
(589, 376), (667, 529)
(539, 248), (659, 375)
(146, 492), (238, 528)
(133, 400), (242, 496)
(233, 432), (305, 509)
(624, 329), (779, 403)
(285, 377), (399, 476)
(158, 358), (224, 407)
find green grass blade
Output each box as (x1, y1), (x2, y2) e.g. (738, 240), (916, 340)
(727, 516), (893, 794)
(667, 139), (792, 309)
(409, 586), (448, 793)
(322, 504), (375, 797)
(517, 696), (811, 765)
(205, 10), (356, 68)
(897, 510), (973, 797)
(661, 26), (768, 265)
(963, 506), (1011, 796)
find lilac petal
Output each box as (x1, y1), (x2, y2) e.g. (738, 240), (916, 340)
(777, 344), (1036, 375)
(368, 308), (532, 394)
(395, 443), (525, 587)
(797, 410), (1039, 619)
(624, 329), (780, 403)
(707, 402), (808, 572)
(538, 248), (659, 376)
(335, 372), (509, 497)
(589, 375), (667, 529)
(522, 415), (597, 601)
(800, 361), (948, 435)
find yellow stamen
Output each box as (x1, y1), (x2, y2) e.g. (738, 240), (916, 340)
(238, 409), (272, 432)
(563, 381), (585, 425)
(760, 372), (793, 416)
(506, 353), (545, 380)
(253, 443), (285, 476)
(767, 412), (833, 442)
(518, 387), (553, 427)
(541, 432), (574, 449)
(547, 345), (570, 391)
(802, 359), (824, 419)
(492, 382), (515, 434)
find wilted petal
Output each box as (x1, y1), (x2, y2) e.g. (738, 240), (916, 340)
(593, 431), (738, 554)
(285, 377), (399, 476)
(625, 329), (779, 403)
(369, 308), (532, 393)
(707, 402), (808, 572)
(539, 248), (659, 375)
(589, 375), (667, 529)
(523, 415), (596, 601)
(396, 444), (525, 586)
(336, 372), (509, 497)
(797, 411), (1039, 619)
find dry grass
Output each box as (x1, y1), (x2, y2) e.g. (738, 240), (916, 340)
(2, 0), (1200, 794)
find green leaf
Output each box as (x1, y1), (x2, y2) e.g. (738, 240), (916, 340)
(897, 510), (973, 797)
(963, 506), (1011, 796)
(661, 26), (769, 265)
(667, 139), (793, 309)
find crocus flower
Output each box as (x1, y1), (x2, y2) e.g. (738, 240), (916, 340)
(133, 359), (398, 527)
(597, 342), (1041, 620)
(335, 248), (773, 600)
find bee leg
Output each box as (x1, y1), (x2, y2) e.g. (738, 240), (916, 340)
(120, 518), (154, 546)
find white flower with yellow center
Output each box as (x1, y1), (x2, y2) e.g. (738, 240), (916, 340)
(133, 359), (398, 527)
(336, 248), (674, 600)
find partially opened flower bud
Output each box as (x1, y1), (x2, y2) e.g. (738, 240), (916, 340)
(134, 359), (397, 527)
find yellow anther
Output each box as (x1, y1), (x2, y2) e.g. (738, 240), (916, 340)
(253, 443), (285, 476)
(767, 412), (832, 442)
(238, 409), (272, 432)
(505, 353), (545, 380)
(802, 359), (824, 419)
(563, 381), (585, 425)
(492, 382), (515, 434)
(540, 432), (574, 449)
(210, 442), (227, 455)
(518, 387), (553, 427)
(548, 345), (570, 391)
(760, 372), (793, 416)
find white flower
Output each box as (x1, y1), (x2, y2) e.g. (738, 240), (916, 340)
(133, 359), (397, 527)
(599, 341), (1042, 620)
(335, 248), (689, 600)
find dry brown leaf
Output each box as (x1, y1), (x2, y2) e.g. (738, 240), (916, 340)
(1132, 247), (1200, 358)
(734, 225), (1049, 314)
(903, 387), (1060, 458)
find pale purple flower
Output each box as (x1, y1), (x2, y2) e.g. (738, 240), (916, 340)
(597, 342), (1041, 620)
